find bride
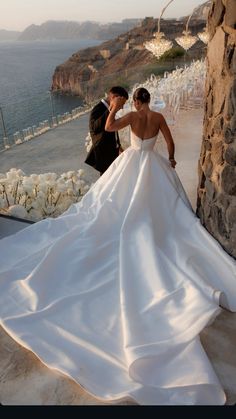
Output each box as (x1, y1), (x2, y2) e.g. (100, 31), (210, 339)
(0, 87), (235, 405)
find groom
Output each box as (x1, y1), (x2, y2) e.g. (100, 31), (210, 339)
(85, 86), (129, 175)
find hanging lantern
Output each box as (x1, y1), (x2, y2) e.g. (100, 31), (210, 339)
(144, 0), (174, 60)
(144, 32), (173, 59)
(197, 28), (209, 44)
(175, 30), (198, 51)
(175, 11), (198, 52)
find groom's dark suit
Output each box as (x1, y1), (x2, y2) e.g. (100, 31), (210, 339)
(85, 100), (121, 174)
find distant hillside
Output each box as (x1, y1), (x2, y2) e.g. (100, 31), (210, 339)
(181, 1), (211, 21)
(51, 16), (207, 99)
(17, 19), (142, 41)
(0, 29), (21, 41)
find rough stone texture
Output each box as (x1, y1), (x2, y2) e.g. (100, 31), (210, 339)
(197, 0), (236, 258)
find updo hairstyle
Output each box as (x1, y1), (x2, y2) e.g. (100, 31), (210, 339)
(133, 87), (151, 104)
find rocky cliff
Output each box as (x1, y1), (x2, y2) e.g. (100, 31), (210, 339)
(51, 17), (207, 101)
(197, 0), (236, 258)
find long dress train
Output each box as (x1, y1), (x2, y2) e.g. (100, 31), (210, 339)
(0, 132), (236, 405)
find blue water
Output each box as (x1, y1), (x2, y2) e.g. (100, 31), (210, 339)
(0, 39), (102, 147)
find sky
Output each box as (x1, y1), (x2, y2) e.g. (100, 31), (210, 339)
(0, 0), (207, 31)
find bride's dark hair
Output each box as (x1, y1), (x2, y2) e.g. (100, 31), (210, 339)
(133, 87), (150, 104)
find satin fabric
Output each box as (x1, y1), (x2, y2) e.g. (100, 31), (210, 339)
(0, 132), (236, 405)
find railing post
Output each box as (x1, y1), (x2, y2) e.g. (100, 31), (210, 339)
(0, 106), (9, 148)
(49, 90), (58, 125)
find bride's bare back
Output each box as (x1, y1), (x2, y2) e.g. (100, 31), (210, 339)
(130, 109), (164, 140)
(105, 96), (176, 167)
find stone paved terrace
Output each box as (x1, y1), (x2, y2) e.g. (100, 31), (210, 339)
(0, 109), (236, 405)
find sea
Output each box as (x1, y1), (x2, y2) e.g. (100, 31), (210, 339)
(0, 39), (102, 148)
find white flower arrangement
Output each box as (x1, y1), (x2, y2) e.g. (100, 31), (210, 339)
(0, 168), (91, 222)
(85, 132), (92, 152)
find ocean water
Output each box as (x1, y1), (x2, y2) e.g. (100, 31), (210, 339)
(0, 39), (102, 148)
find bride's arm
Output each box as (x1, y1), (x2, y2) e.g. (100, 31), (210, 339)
(159, 114), (176, 168)
(105, 98), (132, 132)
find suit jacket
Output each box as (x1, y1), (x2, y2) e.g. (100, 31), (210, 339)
(85, 101), (120, 173)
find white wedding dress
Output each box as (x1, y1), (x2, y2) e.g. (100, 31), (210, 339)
(0, 132), (236, 405)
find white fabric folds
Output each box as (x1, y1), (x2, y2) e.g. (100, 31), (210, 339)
(0, 132), (236, 405)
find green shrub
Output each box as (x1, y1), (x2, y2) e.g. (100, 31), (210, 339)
(159, 47), (185, 61)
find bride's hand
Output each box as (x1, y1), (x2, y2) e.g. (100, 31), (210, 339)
(169, 158), (177, 168)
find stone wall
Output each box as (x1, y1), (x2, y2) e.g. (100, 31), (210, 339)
(197, 0), (236, 258)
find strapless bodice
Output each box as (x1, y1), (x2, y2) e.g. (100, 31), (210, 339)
(130, 131), (157, 151)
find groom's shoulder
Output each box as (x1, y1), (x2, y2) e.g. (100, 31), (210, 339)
(90, 101), (106, 117)
(92, 101), (105, 112)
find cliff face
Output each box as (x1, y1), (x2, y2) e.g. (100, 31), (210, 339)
(51, 17), (207, 100)
(197, 0), (236, 258)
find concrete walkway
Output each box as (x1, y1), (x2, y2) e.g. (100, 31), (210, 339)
(0, 113), (99, 186)
(0, 108), (236, 405)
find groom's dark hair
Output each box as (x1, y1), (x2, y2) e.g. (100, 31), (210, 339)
(109, 86), (129, 99)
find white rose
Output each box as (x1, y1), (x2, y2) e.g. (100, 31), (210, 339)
(22, 179), (34, 194)
(30, 174), (39, 183)
(66, 171), (76, 178)
(74, 180), (85, 189)
(45, 173), (57, 182)
(8, 196), (15, 206)
(56, 182), (67, 193)
(38, 174), (49, 183)
(67, 189), (74, 196)
(16, 169), (25, 177)
(28, 209), (43, 221)
(19, 196), (26, 206)
(77, 169), (85, 178)
(65, 179), (73, 189)
(31, 199), (42, 210)
(61, 198), (73, 209)
(0, 178), (9, 186)
(6, 172), (17, 182)
(0, 197), (7, 208)
(39, 183), (48, 193)
(43, 205), (55, 215)
(83, 185), (90, 193)
(86, 144), (92, 153)
(8, 205), (28, 219)
(37, 191), (46, 199)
